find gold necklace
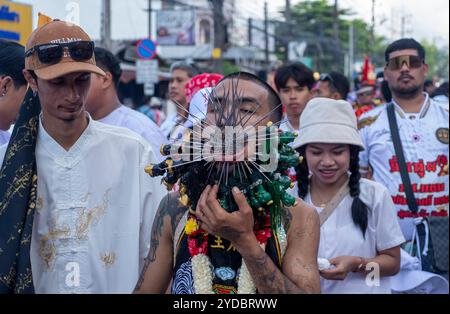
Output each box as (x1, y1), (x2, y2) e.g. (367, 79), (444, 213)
(311, 189), (334, 208)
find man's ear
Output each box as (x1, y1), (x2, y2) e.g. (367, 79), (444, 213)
(0, 76), (13, 96)
(23, 70), (38, 93)
(102, 72), (114, 89)
(332, 92), (342, 101)
(423, 63), (429, 77)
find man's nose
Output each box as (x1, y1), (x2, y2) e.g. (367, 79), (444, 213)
(400, 61), (411, 72)
(65, 87), (80, 103)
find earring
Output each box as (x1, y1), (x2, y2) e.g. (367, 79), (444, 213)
(33, 90), (38, 97)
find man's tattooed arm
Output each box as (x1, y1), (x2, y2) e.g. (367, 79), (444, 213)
(239, 203), (321, 294)
(134, 192), (188, 293)
(282, 206), (293, 233)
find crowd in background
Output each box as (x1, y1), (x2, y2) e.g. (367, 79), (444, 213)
(0, 21), (448, 295)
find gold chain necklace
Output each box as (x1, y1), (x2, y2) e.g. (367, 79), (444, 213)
(311, 189), (334, 209)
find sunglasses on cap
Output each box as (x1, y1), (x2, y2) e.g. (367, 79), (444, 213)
(320, 73), (336, 88)
(386, 55), (423, 71)
(25, 41), (95, 65)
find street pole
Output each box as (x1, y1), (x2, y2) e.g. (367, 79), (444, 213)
(333, 0), (342, 71)
(333, 0), (339, 43)
(264, 1), (269, 68)
(101, 0), (112, 50)
(349, 22), (354, 89)
(285, 0), (291, 62)
(248, 18), (253, 47)
(371, 0), (375, 50)
(212, 0), (225, 73)
(148, 0), (152, 40)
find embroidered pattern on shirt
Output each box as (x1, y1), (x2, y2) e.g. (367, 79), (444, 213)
(358, 113), (381, 130)
(75, 190), (110, 241)
(39, 216), (71, 270)
(100, 252), (116, 268)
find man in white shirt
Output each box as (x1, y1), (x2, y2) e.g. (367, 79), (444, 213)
(274, 63), (315, 148)
(0, 20), (165, 293)
(359, 38), (448, 277)
(160, 61), (199, 141)
(85, 47), (166, 161)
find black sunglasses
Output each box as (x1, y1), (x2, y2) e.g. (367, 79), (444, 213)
(25, 41), (94, 65)
(387, 55), (423, 71)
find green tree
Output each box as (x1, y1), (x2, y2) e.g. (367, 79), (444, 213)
(276, 0), (387, 73)
(421, 40), (449, 80)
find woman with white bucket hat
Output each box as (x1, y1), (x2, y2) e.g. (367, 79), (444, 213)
(293, 98), (405, 293)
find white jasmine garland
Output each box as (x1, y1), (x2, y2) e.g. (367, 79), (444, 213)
(191, 254), (214, 294)
(237, 243), (266, 294)
(191, 243), (268, 294)
(237, 261), (256, 294)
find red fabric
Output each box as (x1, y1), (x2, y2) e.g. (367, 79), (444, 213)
(185, 73), (224, 103)
(355, 105), (374, 118)
(361, 56), (376, 86)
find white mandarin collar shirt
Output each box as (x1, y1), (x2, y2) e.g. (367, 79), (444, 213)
(0, 115), (166, 293)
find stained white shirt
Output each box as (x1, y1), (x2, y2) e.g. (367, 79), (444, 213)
(0, 116), (167, 293)
(305, 178), (405, 294)
(359, 94), (449, 240)
(0, 130), (10, 147)
(99, 105), (167, 162)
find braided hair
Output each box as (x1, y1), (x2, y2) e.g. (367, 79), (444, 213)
(295, 145), (369, 237)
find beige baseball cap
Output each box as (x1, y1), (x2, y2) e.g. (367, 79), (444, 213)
(25, 20), (105, 80)
(294, 98), (365, 150)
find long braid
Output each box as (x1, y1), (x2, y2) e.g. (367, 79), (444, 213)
(348, 145), (369, 238)
(295, 147), (310, 199)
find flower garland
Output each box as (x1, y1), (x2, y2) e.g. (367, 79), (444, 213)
(185, 212), (272, 294)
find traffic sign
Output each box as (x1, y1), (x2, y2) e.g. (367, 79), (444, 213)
(136, 59), (159, 84)
(136, 38), (157, 60)
(144, 83), (155, 96)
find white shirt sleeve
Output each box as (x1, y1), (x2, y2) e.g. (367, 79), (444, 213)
(374, 185), (406, 251)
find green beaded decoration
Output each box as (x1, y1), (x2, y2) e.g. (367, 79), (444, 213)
(145, 124), (302, 232)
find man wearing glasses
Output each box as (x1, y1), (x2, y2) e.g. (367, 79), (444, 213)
(358, 39), (449, 279)
(0, 20), (165, 293)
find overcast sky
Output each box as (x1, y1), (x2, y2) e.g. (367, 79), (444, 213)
(14, 0), (450, 47)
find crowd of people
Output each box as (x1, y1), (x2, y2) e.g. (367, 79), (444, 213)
(0, 17), (448, 295)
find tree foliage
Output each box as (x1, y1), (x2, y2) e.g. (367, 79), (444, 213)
(277, 0), (387, 72)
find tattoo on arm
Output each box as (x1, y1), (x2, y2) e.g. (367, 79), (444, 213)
(243, 210), (319, 294)
(282, 207), (293, 232)
(291, 212), (317, 239)
(244, 250), (309, 294)
(134, 193), (187, 291)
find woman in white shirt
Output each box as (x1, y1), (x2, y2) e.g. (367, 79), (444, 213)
(294, 98), (405, 294)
